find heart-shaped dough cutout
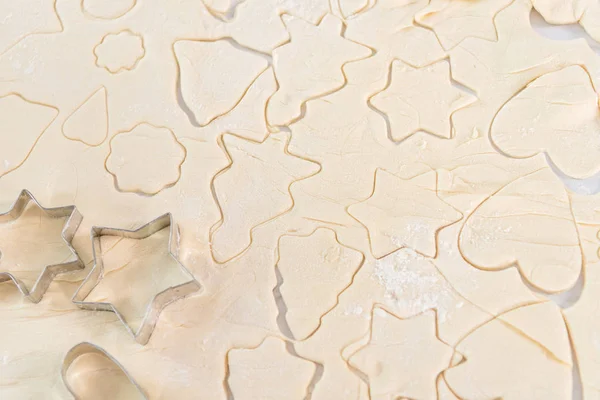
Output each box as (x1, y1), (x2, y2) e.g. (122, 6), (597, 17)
(491, 65), (600, 179)
(459, 168), (581, 293)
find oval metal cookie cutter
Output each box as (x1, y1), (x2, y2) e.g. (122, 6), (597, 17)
(72, 213), (201, 345)
(0, 189), (83, 303)
(62, 342), (147, 399)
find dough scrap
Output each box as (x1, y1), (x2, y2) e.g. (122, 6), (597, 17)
(267, 14), (371, 126)
(277, 228), (364, 340)
(227, 337), (316, 400)
(348, 307), (453, 400)
(459, 167), (582, 294)
(348, 169), (463, 259)
(371, 59), (475, 142)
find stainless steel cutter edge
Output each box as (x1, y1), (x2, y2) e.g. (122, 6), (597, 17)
(62, 342), (148, 399)
(0, 189), (84, 303)
(71, 213), (202, 345)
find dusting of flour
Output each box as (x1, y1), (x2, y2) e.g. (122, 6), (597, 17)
(373, 248), (460, 323)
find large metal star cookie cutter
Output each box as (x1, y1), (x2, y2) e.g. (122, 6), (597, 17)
(72, 213), (201, 345)
(0, 189), (83, 303)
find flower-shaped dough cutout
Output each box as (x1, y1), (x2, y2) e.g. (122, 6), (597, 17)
(227, 337), (316, 400)
(105, 123), (186, 195)
(459, 168), (581, 294)
(348, 169), (463, 259)
(348, 307), (453, 400)
(94, 30), (145, 73)
(371, 59), (475, 142)
(491, 65), (600, 179)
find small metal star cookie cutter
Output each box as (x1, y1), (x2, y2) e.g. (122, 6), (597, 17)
(62, 342), (147, 399)
(72, 213), (201, 345)
(0, 189), (83, 303)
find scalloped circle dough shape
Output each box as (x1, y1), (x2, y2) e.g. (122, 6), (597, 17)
(491, 65), (600, 179)
(267, 14), (371, 127)
(105, 123), (186, 195)
(348, 307), (453, 400)
(174, 39), (268, 127)
(82, 0), (137, 20)
(62, 87), (108, 146)
(0, 0), (62, 55)
(277, 228), (363, 340)
(227, 337), (316, 400)
(94, 30), (145, 74)
(459, 168), (581, 294)
(0, 94), (58, 177)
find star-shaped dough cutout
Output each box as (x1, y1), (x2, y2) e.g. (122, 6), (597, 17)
(348, 307), (453, 400)
(72, 213), (201, 345)
(0, 190), (83, 303)
(371, 59), (476, 142)
(348, 169), (462, 259)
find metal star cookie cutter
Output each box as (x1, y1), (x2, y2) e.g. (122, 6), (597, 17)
(62, 342), (148, 400)
(0, 189), (83, 303)
(72, 213), (201, 345)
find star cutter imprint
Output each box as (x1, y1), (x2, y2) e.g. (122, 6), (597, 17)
(0, 189), (84, 303)
(72, 213), (202, 345)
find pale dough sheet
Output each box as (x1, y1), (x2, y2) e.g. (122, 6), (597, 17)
(1, 0), (600, 399)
